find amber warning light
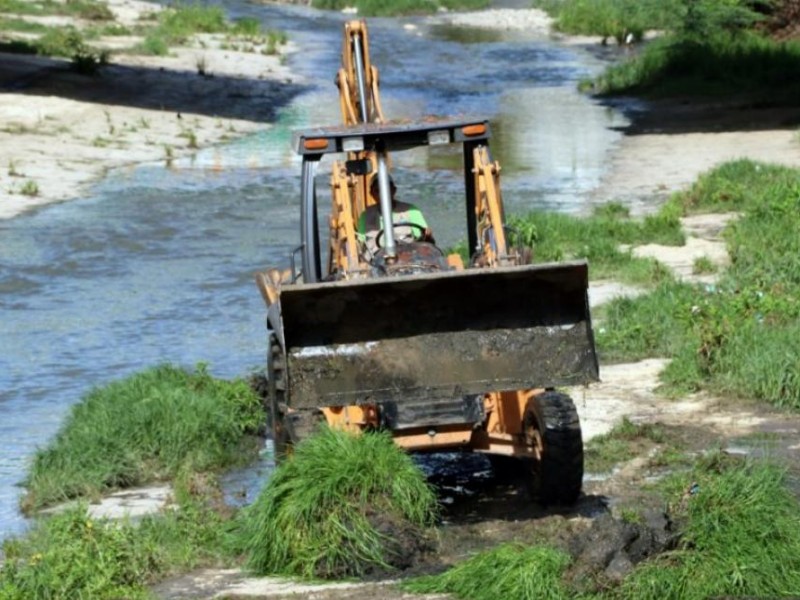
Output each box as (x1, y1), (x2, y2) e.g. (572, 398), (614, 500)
(303, 138), (329, 150)
(461, 124), (486, 137)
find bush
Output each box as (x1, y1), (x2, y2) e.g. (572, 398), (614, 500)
(23, 364), (264, 511)
(243, 427), (438, 578)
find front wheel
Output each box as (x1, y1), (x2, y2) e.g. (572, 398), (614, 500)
(522, 390), (583, 505)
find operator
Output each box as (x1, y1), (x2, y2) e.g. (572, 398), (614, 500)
(357, 176), (435, 253)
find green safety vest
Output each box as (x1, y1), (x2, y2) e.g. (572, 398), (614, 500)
(357, 200), (428, 249)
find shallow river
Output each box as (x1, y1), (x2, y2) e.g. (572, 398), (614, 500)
(0, 3), (629, 538)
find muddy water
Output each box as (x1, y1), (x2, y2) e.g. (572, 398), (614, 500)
(0, 5), (628, 538)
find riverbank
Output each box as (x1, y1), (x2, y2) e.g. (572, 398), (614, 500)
(3, 4), (800, 221)
(0, 0), (301, 220)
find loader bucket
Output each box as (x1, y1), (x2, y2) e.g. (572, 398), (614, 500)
(280, 260), (598, 410)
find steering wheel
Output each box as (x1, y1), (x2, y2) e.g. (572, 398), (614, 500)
(374, 222), (428, 249)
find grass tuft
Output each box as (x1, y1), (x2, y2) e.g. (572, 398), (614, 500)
(620, 456), (800, 599)
(403, 543), (572, 600)
(243, 427), (438, 578)
(22, 363), (264, 512)
(310, 0), (488, 17)
(585, 416), (669, 473)
(508, 202), (683, 286)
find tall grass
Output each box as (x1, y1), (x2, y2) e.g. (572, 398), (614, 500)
(1, 481), (241, 599)
(534, 0), (680, 43)
(23, 364), (264, 512)
(404, 544), (572, 600)
(137, 3), (285, 56)
(618, 456), (800, 599)
(509, 201), (683, 285)
(243, 427), (438, 578)
(593, 32), (800, 98)
(600, 160), (800, 408)
(310, 0), (488, 17)
(548, 0), (800, 99)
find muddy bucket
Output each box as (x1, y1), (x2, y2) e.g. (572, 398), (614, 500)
(278, 260), (598, 409)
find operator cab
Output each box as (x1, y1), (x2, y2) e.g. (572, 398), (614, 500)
(291, 117), (492, 283)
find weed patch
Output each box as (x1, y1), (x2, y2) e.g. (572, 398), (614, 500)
(311, 0), (488, 17)
(601, 160), (800, 409)
(585, 417), (670, 473)
(508, 202), (683, 286)
(619, 456), (800, 599)
(589, 31), (800, 99)
(22, 363), (264, 512)
(1, 478), (240, 599)
(243, 427), (438, 578)
(405, 543), (572, 600)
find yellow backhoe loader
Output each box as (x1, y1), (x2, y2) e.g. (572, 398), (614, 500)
(255, 22), (598, 504)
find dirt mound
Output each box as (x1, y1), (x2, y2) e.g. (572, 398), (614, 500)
(565, 509), (680, 592)
(358, 510), (438, 580)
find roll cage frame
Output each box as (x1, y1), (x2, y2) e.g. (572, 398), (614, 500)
(292, 117), (493, 283)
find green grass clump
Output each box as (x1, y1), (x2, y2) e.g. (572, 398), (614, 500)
(0, 17), (48, 33)
(23, 363), (264, 512)
(1, 479), (240, 599)
(0, 507), (158, 599)
(136, 4), (286, 56)
(137, 3), (227, 54)
(534, 0), (679, 44)
(17, 26), (110, 73)
(311, 0), (488, 17)
(404, 543), (572, 600)
(619, 456), (800, 599)
(243, 427), (438, 578)
(591, 32), (800, 99)
(62, 0), (114, 21)
(597, 280), (697, 362)
(0, 0), (44, 14)
(509, 202), (683, 286)
(585, 416), (668, 473)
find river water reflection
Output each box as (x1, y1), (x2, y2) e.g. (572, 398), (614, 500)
(0, 5), (627, 538)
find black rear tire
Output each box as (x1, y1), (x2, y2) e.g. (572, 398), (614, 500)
(523, 390), (583, 505)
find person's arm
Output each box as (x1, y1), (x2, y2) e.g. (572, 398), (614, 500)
(406, 204), (435, 243)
